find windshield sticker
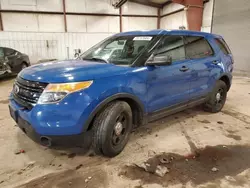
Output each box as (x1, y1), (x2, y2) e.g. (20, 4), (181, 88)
(133, 36), (152, 41)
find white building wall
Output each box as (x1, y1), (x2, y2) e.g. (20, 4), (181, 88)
(161, 3), (184, 15)
(65, 0), (118, 14)
(201, 0), (214, 33)
(0, 0), (63, 11)
(2, 13), (39, 31)
(161, 1), (214, 33)
(161, 12), (187, 30)
(122, 17), (157, 31)
(160, 3), (186, 30)
(0, 32), (112, 64)
(122, 1), (157, 15)
(0, 0), (158, 64)
(122, 2), (157, 32)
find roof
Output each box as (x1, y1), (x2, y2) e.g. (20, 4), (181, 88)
(115, 29), (220, 38)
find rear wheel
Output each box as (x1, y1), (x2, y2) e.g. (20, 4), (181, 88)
(91, 101), (132, 157)
(204, 80), (227, 113)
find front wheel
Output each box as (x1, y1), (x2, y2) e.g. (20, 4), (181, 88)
(91, 101), (132, 157)
(204, 80), (228, 113)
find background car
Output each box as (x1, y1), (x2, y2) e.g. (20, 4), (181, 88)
(0, 47), (30, 77)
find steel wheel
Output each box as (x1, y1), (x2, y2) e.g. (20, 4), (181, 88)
(112, 113), (127, 146)
(204, 80), (228, 113)
(92, 101), (132, 157)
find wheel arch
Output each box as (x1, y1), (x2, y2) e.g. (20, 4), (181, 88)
(83, 93), (145, 132)
(22, 61), (29, 67)
(219, 74), (231, 91)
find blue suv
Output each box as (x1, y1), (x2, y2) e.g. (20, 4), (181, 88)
(9, 30), (233, 157)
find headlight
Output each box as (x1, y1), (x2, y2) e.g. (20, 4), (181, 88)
(38, 81), (93, 104)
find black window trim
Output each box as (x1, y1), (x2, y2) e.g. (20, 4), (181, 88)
(4, 47), (16, 56)
(138, 34), (217, 67)
(214, 38), (231, 55)
(183, 35), (215, 60)
(153, 35), (187, 64)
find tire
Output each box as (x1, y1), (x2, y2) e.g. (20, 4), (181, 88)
(91, 101), (132, 157)
(204, 80), (228, 113)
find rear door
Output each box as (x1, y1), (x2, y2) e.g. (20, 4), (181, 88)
(184, 36), (219, 100)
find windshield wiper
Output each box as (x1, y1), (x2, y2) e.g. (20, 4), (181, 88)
(83, 57), (109, 64)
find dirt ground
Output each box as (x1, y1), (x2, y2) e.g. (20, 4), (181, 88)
(0, 76), (250, 188)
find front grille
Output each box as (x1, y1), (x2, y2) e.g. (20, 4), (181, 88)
(13, 76), (48, 109)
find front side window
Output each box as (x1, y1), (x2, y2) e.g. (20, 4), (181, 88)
(80, 35), (156, 65)
(154, 35), (186, 62)
(5, 48), (15, 56)
(185, 36), (214, 59)
(0, 48), (4, 58)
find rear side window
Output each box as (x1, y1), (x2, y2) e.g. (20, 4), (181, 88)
(215, 38), (231, 55)
(156, 35), (186, 62)
(4, 48), (15, 56)
(185, 36), (214, 59)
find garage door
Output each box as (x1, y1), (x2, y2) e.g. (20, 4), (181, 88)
(212, 0), (250, 74)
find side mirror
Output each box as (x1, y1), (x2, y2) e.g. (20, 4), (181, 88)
(146, 54), (172, 66)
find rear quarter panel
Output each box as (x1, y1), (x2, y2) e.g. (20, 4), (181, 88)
(206, 35), (232, 92)
(208, 36), (233, 83)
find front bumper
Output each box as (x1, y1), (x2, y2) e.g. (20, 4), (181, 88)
(9, 89), (97, 136)
(10, 105), (89, 147)
(8, 89), (98, 146)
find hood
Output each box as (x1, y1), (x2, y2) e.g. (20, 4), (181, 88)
(19, 60), (132, 83)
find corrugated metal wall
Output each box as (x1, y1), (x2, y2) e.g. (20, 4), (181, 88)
(161, 4), (187, 30)
(212, 0), (250, 74)
(0, 32), (113, 63)
(0, 0), (158, 64)
(161, 0), (214, 32)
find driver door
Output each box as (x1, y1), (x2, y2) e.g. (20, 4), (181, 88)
(146, 35), (193, 119)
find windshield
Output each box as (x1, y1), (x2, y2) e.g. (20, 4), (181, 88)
(80, 35), (155, 65)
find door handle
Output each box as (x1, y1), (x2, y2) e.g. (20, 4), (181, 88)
(212, 60), (219, 65)
(179, 66), (189, 72)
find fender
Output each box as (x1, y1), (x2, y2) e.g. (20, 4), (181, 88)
(82, 93), (145, 132)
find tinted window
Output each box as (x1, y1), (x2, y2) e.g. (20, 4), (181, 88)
(0, 48), (4, 58)
(5, 48), (15, 56)
(215, 38), (231, 55)
(185, 36), (214, 59)
(156, 35), (185, 62)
